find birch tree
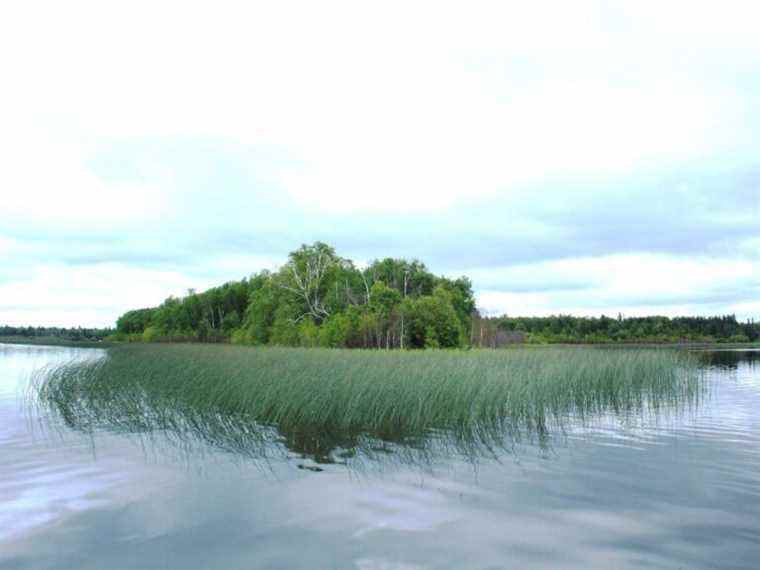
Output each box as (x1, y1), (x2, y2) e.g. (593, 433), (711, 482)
(278, 242), (345, 324)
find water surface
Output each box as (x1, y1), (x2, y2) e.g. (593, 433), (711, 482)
(1, 345), (759, 569)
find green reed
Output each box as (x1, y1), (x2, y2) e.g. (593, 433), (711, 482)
(34, 344), (702, 463)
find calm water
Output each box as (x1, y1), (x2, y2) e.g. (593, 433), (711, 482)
(1, 345), (759, 569)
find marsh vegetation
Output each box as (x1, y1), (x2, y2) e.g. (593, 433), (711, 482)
(35, 344), (702, 464)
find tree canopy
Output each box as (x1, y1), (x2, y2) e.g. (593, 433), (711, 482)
(109, 242), (759, 348)
(0, 325), (112, 341)
(113, 242), (474, 349)
(471, 313), (759, 346)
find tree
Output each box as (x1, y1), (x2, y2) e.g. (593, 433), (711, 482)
(369, 281), (402, 348)
(278, 242), (346, 324)
(402, 286), (464, 349)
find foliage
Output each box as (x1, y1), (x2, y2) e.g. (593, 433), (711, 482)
(473, 313), (760, 346)
(0, 325), (113, 343)
(106, 242), (759, 349)
(403, 286), (465, 349)
(113, 242), (475, 349)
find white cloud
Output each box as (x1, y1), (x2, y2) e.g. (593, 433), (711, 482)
(0, 128), (168, 226)
(474, 254), (759, 319)
(0, 264), (213, 327)
(0, 1), (758, 324)
(0, 236), (20, 256)
(1, 1), (758, 215)
(0, 252), (285, 327)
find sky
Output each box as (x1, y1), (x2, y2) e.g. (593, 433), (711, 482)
(1, 1), (758, 328)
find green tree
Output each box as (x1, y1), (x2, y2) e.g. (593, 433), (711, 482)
(403, 286), (463, 349)
(318, 313), (350, 347)
(278, 242), (345, 324)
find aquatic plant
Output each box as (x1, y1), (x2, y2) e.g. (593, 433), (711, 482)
(35, 344), (702, 463)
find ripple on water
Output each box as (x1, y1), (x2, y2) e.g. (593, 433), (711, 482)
(2, 346), (760, 570)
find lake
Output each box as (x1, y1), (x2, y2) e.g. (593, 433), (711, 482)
(1, 344), (759, 569)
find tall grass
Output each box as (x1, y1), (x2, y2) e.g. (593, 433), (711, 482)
(35, 344), (702, 463)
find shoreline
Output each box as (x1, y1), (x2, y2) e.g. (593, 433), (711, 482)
(0, 337), (114, 349)
(3, 336), (758, 351)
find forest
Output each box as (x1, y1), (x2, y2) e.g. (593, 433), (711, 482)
(109, 242), (759, 348)
(473, 313), (760, 346)
(0, 325), (113, 342)
(114, 242), (475, 349)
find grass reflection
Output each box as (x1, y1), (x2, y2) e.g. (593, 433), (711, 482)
(34, 344), (703, 466)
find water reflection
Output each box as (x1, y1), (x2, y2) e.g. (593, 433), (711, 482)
(32, 350), (705, 469)
(693, 347), (760, 370)
(4, 346), (760, 569)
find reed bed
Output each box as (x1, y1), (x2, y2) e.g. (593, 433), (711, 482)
(34, 344), (702, 462)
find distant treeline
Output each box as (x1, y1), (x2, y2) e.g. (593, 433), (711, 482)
(110, 242), (759, 349)
(114, 242), (475, 349)
(0, 325), (113, 341)
(472, 314), (760, 346)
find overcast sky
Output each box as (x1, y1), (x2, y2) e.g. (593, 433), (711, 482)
(1, 1), (758, 327)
